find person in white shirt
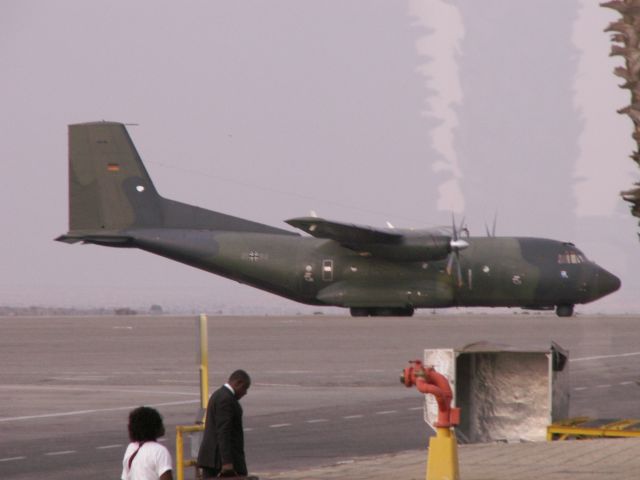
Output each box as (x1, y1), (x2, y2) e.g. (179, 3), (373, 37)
(122, 406), (173, 480)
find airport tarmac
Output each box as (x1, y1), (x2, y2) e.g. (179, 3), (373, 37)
(1, 313), (640, 479)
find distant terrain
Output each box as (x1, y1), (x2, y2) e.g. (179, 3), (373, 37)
(0, 305), (159, 316)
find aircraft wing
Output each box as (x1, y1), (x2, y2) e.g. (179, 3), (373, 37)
(285, 217), (402, 245)
(286, 216), (452, 262)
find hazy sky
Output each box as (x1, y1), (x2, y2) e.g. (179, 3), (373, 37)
(1, 1), (638, 313)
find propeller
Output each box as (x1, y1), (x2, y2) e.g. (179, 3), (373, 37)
(446, 214), (469, 287)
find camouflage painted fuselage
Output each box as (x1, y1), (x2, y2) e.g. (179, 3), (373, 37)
(116, 230), (618, 310)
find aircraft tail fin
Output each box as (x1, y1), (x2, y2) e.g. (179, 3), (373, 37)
(62, 122), (296, 236)
(67, 121), (162, 232)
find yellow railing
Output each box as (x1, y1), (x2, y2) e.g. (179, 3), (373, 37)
(176, 424), (205, 480)
(547, 417), (640, 441)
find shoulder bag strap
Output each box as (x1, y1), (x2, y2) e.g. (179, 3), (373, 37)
(128, 441), (146, 470)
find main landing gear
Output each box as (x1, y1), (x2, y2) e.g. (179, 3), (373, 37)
(350, 307), (415, 317)
(555, 304), (574, 317)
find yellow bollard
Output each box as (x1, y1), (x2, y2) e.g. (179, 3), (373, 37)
(426, 427), (459, 480)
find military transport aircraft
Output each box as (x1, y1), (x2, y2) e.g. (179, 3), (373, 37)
(57, 122), (621, 317)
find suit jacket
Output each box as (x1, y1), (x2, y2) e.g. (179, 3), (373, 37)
(197, 385), (247, 475)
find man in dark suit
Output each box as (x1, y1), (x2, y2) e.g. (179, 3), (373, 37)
(197, 369), (252, 478)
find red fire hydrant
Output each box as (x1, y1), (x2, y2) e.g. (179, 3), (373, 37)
(401, 360), (460, 428)
(401, 360), (460, 480)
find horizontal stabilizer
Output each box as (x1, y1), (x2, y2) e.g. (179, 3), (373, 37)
(55, 233), (133, 247)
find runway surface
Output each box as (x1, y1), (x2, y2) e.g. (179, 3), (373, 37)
(1, 313), (639, 479)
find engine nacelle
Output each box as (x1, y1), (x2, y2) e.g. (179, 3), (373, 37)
(359, 235), (451, 262)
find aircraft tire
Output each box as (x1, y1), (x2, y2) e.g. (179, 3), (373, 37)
(350, 308), (370, 317)
(556, 304), (574, 317)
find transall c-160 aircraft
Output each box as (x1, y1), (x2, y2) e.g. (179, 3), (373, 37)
(57, 122), (621, 317)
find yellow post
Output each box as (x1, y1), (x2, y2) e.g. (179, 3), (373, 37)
(199, 313), (209, 416)
(426, 427), (459, 480)
(176, 427), (185, 480)
(175, 316), (210, 480)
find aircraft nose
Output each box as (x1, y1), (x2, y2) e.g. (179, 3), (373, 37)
(595, 267), (621, 298)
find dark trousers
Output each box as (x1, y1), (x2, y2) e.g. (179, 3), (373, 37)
(200, 467), (219, 479)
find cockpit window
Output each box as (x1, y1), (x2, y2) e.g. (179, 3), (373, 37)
(557, 250), (587, 264)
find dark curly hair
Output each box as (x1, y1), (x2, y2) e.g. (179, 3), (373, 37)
(128, 406), (166, 442)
